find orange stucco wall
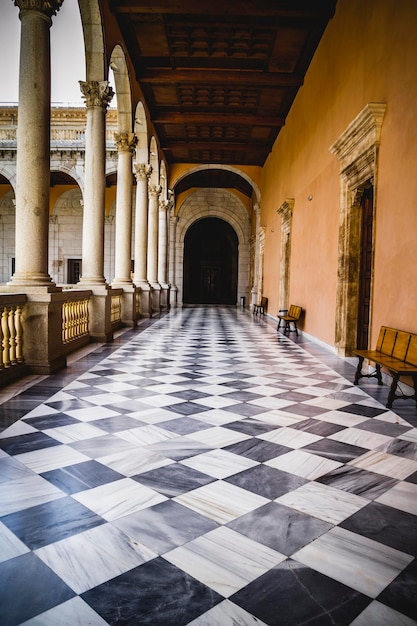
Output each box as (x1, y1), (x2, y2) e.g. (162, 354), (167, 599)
(261, 0), (417, 348)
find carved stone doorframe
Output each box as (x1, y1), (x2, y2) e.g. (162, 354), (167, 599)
(330, 103), (386, 356)
(277, 198), (294, 311)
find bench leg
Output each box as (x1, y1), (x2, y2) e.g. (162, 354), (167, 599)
(386, 372), (400, 409)
(375, 364), (383, 385)
(413, 375), (417, 409)
(293, 322), (298, 336)
(354, 356), (364, 385)
(277, 319), (281, 331)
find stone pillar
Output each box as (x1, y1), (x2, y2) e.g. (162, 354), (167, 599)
(133, 163), (152, 317)
(169, 211), (178, 307)
(158, 199), (170, 310)
(79, 80), (114, 286)
(148, 184), (162, 313)
(10, 0), (63, 287)
(251, 203), (261, 307)
(78, 80), (114, 341)
(112, 132), (137, 326)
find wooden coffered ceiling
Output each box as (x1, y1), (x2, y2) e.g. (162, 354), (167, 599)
(108, 0), (337, 168)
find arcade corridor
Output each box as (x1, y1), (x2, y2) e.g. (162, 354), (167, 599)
(0, 307), (416, 625)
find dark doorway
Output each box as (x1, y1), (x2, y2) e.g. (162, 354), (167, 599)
(183, 217), (238, 304)
(356, 184), (374, 349)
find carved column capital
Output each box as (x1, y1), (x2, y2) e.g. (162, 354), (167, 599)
(277, 198), (294, 222)
(114, 132), (137, 153)
(149, 184), (162, 198)
(79, 80), (114, 110)
(14, 0), (63, 19)
(159, 199), (169, 213)
(134, 163), (152, 182)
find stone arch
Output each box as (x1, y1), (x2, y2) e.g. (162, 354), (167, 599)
(0, 166), (16, 193)
(109, 45), (132, 133)
(49, 187), (83, 285)
(78, 0), (106, 82)
(173, 188), (251, 306)
(0, 190), (16, 284)
(134, 102), (149, 164)
(149, 136), (159, 185)
(171, 164), (261, 205)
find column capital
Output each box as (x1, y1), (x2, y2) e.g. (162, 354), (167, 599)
(79, 80), (114, 110)
(149, 184), (162, 198)
(134, 163), (152, 182)
(159, 199), (169, 213)
(114, 132), (137, 153)
(14, 0), (63, 19)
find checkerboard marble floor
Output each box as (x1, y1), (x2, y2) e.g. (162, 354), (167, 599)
(1, 306), (417, 625)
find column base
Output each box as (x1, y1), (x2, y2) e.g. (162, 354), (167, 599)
(111, 283), (137, 327)
(159, 283), (171, 311)
(134, 281), (152, 318)
(150, 282), (162, 315)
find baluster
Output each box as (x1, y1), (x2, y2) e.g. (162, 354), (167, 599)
(8, 307), (17, 364)
(15, 305), (23, 363)
(2, 307), (11, 367)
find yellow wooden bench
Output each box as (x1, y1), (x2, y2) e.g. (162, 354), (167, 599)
(277, 305), (302, 335)
(253, 297), (268, 316)
(353, 325), (417, 409)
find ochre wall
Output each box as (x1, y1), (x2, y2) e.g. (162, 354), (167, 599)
(261, 0), (417, 348)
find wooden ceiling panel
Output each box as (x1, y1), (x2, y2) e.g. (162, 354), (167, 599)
(108, 0), (338, 166)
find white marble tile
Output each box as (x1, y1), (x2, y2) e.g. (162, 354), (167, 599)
(36, 522), (156, 593)
(127, 407), (177, 424)
(21, 404), (59, 420)
(248, 385), (289, 396)
(65, 406), (121, 422)
(349, 450), (417, 480)
(43, 422), (106, 444)
(194, 395), (240, 409)
(293, 526), (413, 598)
(376, 480), (417, 516)
(116, 424), (178, 446)
(185, 426), (250, 447)
(399, 428), (417, 443)
(311, 410), (369, 427)
(142, 382), (188, 394)
(181, 448), (258, 479)
(165, 526), (285, 597)
(328, 427), (393, 450)
(43, 391), (75, 403)
(0, 456), (33, 483)
(192, 408), (237, 426)
(174, 480), (268, 524)
(350, 600), (417, 626)
(258, 426), (322, 448)
(0, 420), (37, 439)
(192, 384), (236, 395)
(0, 473), (65, 515)
(21, 596), (109, 625)
(304, 396), (355, 410)
(276, 481), (368, 524)
(73, 477), (167, 521)
(0, 522), (30, 562)
(98, 447), (173, 476)
(15, 445), (90, 474)
(138, 394), (184, 408)
(247, 396), (294, 409)
(255, 410), (306, 427)
(265, 449), (343, 480)
(78, 392), (132, 406)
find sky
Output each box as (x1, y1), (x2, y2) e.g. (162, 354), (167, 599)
(1, 0), (85, 104)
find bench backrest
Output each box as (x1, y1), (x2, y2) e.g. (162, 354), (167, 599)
(288, 305), (302, 320)
(376, 326), (417, 366)
(260, 297), (268, 309)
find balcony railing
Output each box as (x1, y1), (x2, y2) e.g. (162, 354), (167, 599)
(62, 295), (89, 344)
(0, 294), (26, 372)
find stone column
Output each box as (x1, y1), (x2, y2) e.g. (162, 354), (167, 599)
(78, 80), (114, 286)
(158, 199), (170, 310)
(251, 203), (261, 307)
(133, 163), (152, 317)
(10, 0), (63, 287)
(169, 211), (178, 307)
(78, 80), (114, 341)
(148, 184), (162, 313)
(112, 132), (137, 325)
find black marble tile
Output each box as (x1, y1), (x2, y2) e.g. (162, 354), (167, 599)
(41, 460), (124, 494)
(375, 439), (417, 460)
(90, 414), (145, 432)
(0, 431), (61, 455)
(220, 390), (264, 402)
(222, 402), (267, 418)
(132, 463), (215, 497)
(0, 552), (75, 626)
(146, 438), (212, 461)
(81, 557), (222, 626)
(158, 416), (211, 435)
(231, 559), (371, 626)
(405, 470), (417, 484)
(290, 418), (346, 437)
(220, 379), (256, 390)
(338, 403), (388, 418)
(302, 438), (368, 463)
(224, 418), (278, 436)
(164, 401), (212, 416)
(23, 412), (80, 430)
(228, 501), (332, 555)
(226, 465), (307, 500)
(340, 501), (417, 556)
(44, 399), (95, 412)
(223, 438), (292, 462)
(377, 558), (417, 621)
(316, 465), (398, 500)
(272, 390), (317, 402)
(281, 403), (331, 418)
(1, 496), (105, 549)
(354, 418), (411, 437)
(168, 389), (211, 401)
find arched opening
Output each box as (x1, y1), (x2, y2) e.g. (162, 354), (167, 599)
(183, 217), (238, 305)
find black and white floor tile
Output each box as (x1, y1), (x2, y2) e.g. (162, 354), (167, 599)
(1, 306), (417, 625)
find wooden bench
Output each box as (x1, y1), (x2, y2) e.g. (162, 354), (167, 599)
(277, 305), (302, 335)
(253, 297), (268, 316)
(353, 325), (417, 409)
